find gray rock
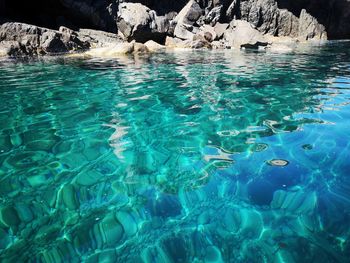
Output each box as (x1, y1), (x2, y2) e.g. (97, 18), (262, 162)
(117, 2), (169, 43)
(298, 9), (327, 41)
(0, 22), (90, 56)
(173, 0), (203, 40)
(239, 0), (280, 35)
(76, 28), (122, 48)
(224, 20), (268, 49)
(277, 9), (299, 37)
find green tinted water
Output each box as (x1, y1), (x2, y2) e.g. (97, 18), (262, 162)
(1, 42), (350, 262)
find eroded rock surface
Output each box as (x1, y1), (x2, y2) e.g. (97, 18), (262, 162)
(0, 22), (89, 56)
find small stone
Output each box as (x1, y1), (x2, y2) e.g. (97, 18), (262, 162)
(302, 144), (313, 150)
(267, 159), (289, 167)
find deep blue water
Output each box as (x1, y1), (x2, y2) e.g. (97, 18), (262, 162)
(0, 42), (350, 262)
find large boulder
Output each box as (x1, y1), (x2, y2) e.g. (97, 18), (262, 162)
(0, 22), (90, 56)
(223, 20), (268, 49)
(173, 0), (203, 40)
(117, 2), (169, 43)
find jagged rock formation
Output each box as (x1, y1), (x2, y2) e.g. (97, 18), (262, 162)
(0, 22), (123, 57)
(0, 22), (90, 56)
(0, 0), (349, 56)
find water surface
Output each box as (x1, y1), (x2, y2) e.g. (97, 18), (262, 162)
(1, 42), (350, 262)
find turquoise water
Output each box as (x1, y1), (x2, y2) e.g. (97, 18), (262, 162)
(0, 42), (350, 262)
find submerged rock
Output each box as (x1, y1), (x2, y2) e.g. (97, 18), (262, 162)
(267, 159), (289, 167)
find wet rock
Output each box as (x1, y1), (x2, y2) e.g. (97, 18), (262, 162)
(0, 227), (10, 249)
(86, 249), (118, 263)
(302, 144), (313, 150)
(60, 184), (79, 210)
(0, 206), (20, 228)
(204, 245), (223, 263)
(15, 204), (34, 223)
(117, 2), (169, 43)
(133, 42), (149, 53)
(100, 213), (124, 245)
(271, 189), (317, 214)
(115, 210), (138, 237)
(267, 159), (289, 167)
(146, 194), (182, 218)
(223, 20), (268, 49)
(298, 9), (327, 41)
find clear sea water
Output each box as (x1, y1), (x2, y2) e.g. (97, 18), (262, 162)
(0, 42), (350, 263)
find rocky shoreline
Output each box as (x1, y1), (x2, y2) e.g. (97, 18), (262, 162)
(0, 0), (348, 57)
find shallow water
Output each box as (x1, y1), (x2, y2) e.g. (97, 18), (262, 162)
(0, 42), (350, 262)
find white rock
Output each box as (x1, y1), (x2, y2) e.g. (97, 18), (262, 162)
(85, 43), (134, 57)
(144, 40), (166, 51)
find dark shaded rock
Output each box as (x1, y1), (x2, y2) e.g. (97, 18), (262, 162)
(0, 22), (89, 56)
(59, 0), (118, 32)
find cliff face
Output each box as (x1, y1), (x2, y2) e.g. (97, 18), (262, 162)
(0, 0), (349, 40)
